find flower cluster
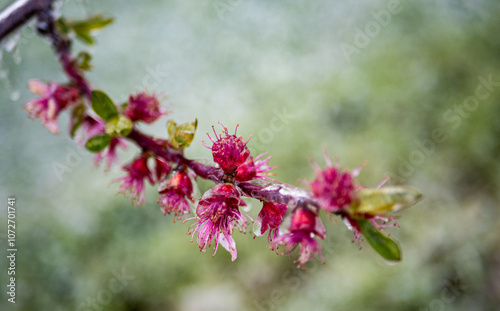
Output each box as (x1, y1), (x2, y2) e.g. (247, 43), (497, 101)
(308, 153), (421, 258)
(191, 124), (324, 266)
(188, 124), (264, 260)
(19, 9), (423, 270)
(24, 76), (421, 265)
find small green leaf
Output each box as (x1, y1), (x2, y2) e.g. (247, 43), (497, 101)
(105, 115), (133, 137)
(168, 119), (198, 149)
(91, 90), (118, 121)
(71, 15), (114, 33)
(358, 218), (402, 261)
(70, 104), (86, 138)
(85, 134), (111, 153)
(69, 15), (114, 45)
(351, 186), (423, 215)
(116, 116), (133, 136)
(75, 52), (92, 71)
(56, 18), (71, 34)
(75, 31), (94, 44)
(167, 119), (176, 137)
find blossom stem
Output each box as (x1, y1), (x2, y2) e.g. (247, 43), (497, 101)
(127, 129), (223, 182)
(36, 5), (92, 98)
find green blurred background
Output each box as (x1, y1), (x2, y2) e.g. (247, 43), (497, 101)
(1, 0), (499, 310)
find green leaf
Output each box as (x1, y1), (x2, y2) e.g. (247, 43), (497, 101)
(105, 115), (133, 137)
(75, 31), (94, 44)
(91, 90), (118, 121)
(75, 52), (92, 71)
(85, 134), (111, 153)
(69, 104), (86, 138)
(69, 15), (114, 45)
(167, 119), (176, 137)
(168, 119), (198, 149)
(357, 218), (402, 261)
(352, 186), (423, 215)
(56, 18), (71, 34)
(71, 15), (114, 33)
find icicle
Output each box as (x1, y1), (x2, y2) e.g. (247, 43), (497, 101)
(0, 69), (20, 101)
(3, 32), (20, 53)
(12, 47), (22, 65)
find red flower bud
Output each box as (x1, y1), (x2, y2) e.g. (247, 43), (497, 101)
(125, 92), (166, 124)
(309, 155), (356, 213)
(203, 123), (251, 174)
(254, 201), (287, 249)
(113, 154), (154, 205)
(274, 207), (326, 268)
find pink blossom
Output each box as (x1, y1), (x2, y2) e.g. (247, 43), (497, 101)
(71, 116), (127, 170)
(124, 92), (166, 124)
(275, 207), (326, 268)
(24, 79), (80, 134)
(71, 116), (105, 146)
(203, 123), (251, 174)
(154, 157), (172, 182)
(309, 154), (356, 213)
(94, 137), (128, 171)
(158, 171), (194, 221)
(253, 201), (287, 249)
(235, 153), (276, 182)
(113, 155), (153, 205)
(187, 184), (250, 261)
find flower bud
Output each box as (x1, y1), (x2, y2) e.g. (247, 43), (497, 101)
(203, 123), (251, 174)
(124, 92), (166, 124)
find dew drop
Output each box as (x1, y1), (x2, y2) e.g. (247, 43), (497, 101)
(10, 90), (20, 101)
(241, 200), (252, 212)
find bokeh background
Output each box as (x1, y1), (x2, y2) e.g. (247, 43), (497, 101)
(1, 0), (499, 310)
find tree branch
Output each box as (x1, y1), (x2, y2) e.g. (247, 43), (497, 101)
(0, 0), (54, 41)
(127, 129), (224, 183)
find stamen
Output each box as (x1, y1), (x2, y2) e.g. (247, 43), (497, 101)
(376, 176), (390, 189)
(244, 134), (252, 145)
(201, 139), (212, 149)
(211, 126), (219, 140)
(323, 149), (333, 167)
